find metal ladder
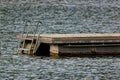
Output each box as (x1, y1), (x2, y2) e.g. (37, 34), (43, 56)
(17, 20), (31, 54)
(32, 21), (42, 54)
(18, 20), (42, 55)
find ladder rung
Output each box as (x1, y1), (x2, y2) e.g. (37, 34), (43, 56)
(18, 48), (30, 51)
(18, 48), (34, 51)
(18, 48), (31, 54)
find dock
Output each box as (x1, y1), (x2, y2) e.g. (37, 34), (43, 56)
(17, 33), (120, 56)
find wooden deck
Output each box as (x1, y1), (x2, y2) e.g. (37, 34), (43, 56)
(17, 33), (120, 56)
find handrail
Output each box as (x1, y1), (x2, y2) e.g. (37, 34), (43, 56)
(22, 19), (31, 48)
(33, 21), (43, 54)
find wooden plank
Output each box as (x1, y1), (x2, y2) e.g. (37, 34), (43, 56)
(38, 34), (120, 40)
(39, 33), (120, 38)
(17, 33), (120, 39)
(17, 33), (120, 44)
(39, 34), (120, 44)
(50, 45), (59, 54)
(50, 45), (59, 57)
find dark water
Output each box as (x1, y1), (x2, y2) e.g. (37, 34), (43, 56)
(0, 0), (120, 80)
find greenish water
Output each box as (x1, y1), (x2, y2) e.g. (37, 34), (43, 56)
(0, 0), (120, 80)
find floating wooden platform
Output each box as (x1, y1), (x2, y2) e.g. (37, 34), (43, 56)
(17, 33), (120, 56)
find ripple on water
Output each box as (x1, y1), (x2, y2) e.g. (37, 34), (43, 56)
(0, 0), (120, 80)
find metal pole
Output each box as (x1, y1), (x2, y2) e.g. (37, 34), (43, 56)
(22, 20), (27, 48)
(33, 21), (43, 54)
(22, 19), (31, 48)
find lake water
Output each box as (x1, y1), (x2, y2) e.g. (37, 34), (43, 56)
(0, 0), (120, 80)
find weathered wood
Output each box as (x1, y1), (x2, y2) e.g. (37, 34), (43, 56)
(50, 45), (59, 54)
(17, 33), (120, 56)
(50, 44), (120, 56)
(17, 33), (120, 44)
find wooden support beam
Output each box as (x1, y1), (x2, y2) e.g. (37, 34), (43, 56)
(50, 44), (120, 56)
(50, 45), (59, 56)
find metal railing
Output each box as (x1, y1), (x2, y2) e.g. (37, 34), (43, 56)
(17, 20), (43, 55)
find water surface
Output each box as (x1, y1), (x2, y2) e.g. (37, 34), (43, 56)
(0, 0), (120, 80)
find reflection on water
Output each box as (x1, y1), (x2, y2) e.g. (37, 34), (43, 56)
(0, 0), (120, 80)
